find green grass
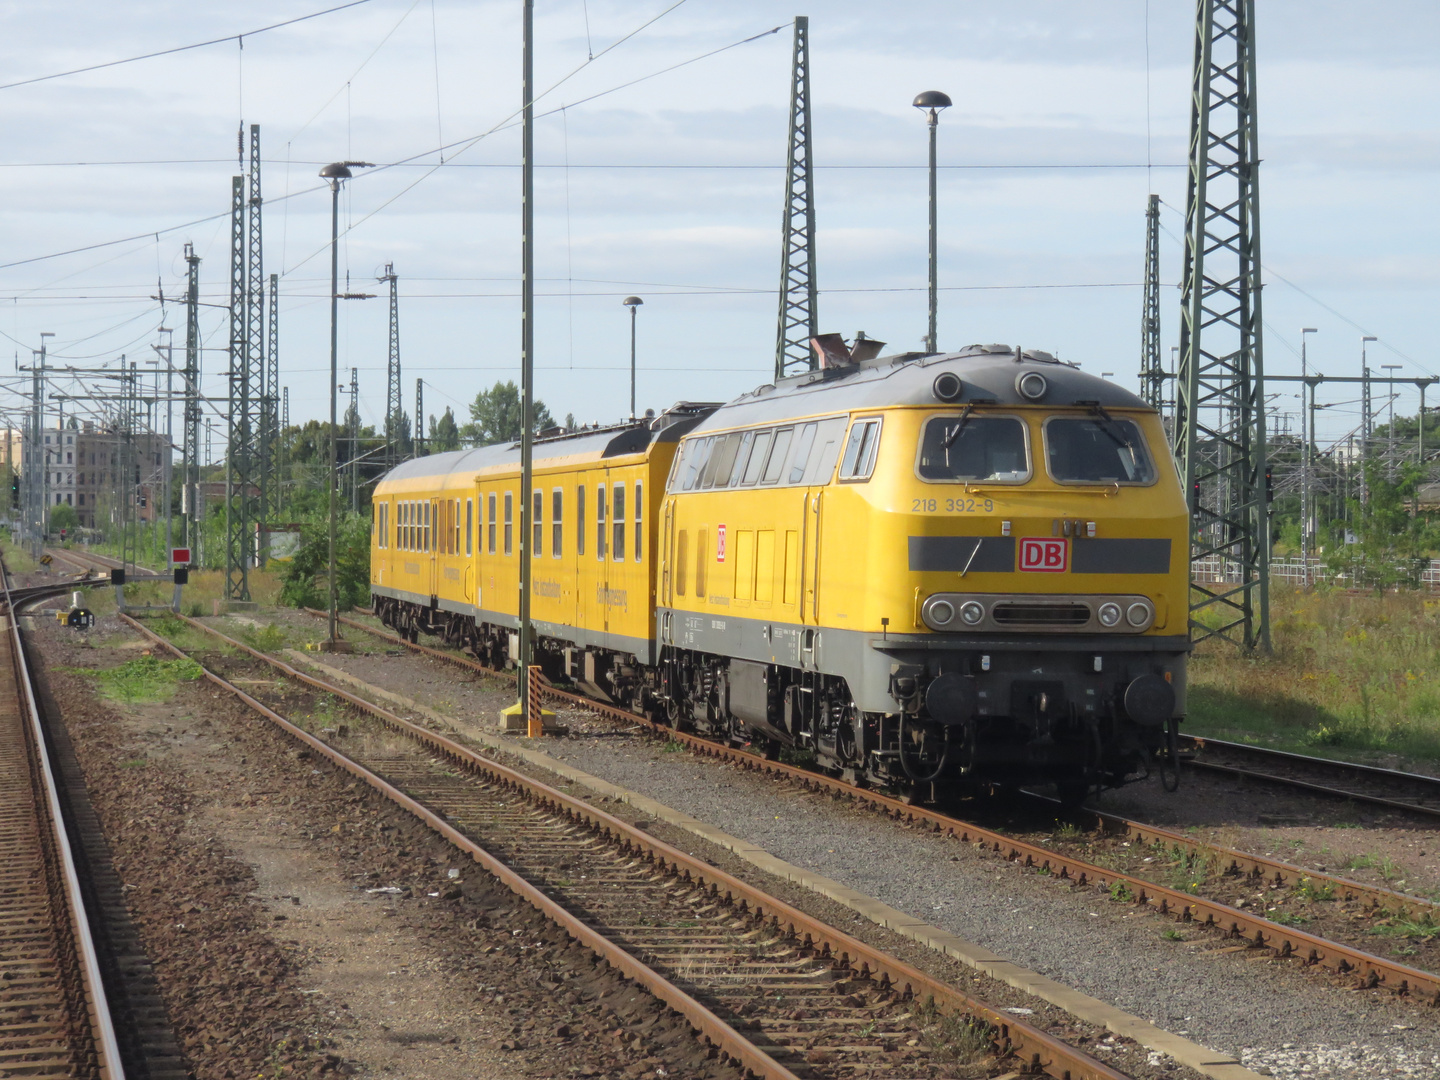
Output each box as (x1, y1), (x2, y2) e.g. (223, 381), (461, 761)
(87, 655), (202, 704)
(1187, 587), (1440, 766)
(236, 622), (291, 653)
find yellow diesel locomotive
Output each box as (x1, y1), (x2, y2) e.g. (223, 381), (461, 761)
(371, 344), (1189, 802)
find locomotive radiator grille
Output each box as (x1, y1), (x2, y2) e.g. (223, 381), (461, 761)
(991, 602), (1090, 627)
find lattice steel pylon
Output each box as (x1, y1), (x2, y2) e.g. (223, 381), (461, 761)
(1140, 194), (1165, 411)
(1176, 0), (1269, 652)
(183, 243), (202, 551)
(265, 270), (280, 526)
(244, 124), (267, 569)
(381, 263), (402, 469)
(773, 15), (817, 383)
(224, 173), (256, 600)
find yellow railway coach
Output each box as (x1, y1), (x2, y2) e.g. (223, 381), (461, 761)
(372, 345), (1190, 803)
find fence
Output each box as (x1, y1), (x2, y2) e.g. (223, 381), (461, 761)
(1193, 554), (1440, 590)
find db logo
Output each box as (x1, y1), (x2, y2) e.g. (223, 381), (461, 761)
(1019, 537), (1069, 573)
(716, 524), (727, 562)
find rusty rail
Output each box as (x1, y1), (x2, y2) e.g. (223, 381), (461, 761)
(126, 609), (1133, 1080)
(1, 560), (126, 1078)
(293, 608), (1440, 999)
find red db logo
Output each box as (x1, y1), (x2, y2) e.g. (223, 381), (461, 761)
(716, 524), (727, 562)
(1019, 537), (1068, 573)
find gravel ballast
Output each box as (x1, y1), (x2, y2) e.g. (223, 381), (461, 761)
(251, 619), (1440, 1080)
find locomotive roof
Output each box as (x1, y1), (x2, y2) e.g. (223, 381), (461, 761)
(689, 344), (1151, 434)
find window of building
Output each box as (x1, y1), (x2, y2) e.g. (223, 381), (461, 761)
(66, 452), (72, 464)
(65, 493), (72, 505)
(466, 498), (473, 556)
(576, 484), (586, 557)
(503, 492), (513, 556)
(595, 485), (607, 559)
(552, 489), (563, 557)
(634, 482), (643, 561)
(612, 483), (626, 561)
(78, 494), (85, 506)
(532, 489), (542, 558)
(488, 493), (497, 554)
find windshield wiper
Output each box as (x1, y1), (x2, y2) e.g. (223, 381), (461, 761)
(942, 404), (976, 449)
(1088, 403), (1134, 452)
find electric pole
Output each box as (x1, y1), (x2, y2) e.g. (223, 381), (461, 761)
(1176, 0), (1269, 651)
(414, 379), (424, 458)
(382, 263), (402, 469)
(1141, 194), (1164, 410)
(183, 244), (202, 551)
(774, 15), (818, 382)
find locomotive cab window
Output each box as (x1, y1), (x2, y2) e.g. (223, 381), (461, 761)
(1044, 416), (1157, 485)
(839, 418), (883, 481)
(916, 414), (1030, 483)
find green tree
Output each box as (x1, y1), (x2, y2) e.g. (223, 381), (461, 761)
(49, 503), (78, 532)
(1324, 462), (1435, 590)
(278, 513), (371, 610)
(430, 408), (461, 452)
(462, 380), (554, 447)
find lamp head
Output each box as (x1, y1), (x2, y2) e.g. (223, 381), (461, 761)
(622, 296), (643, 308)
(319, 162), (353, 181)
(912, 90), (953, 112)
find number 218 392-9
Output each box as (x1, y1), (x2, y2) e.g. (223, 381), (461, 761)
(912, 497), (994, 513)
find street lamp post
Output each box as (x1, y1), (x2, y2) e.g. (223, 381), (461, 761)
(913, 90), (951, 354)
(622, 297), (643, 418)
(319, 161), (370, 651)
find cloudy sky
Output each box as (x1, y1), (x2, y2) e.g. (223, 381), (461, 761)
(0, 0), (1435, 454)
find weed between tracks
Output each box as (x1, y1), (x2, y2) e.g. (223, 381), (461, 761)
(77, 653), (203, 704)
(1189, 586), (1440, 765)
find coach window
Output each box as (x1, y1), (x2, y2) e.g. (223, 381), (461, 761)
(487, 493), (497, 554)
(839, 417), (883, 481)
(424, 501), (432, 551)
(532, 489), (543, 557)
(552, 489), (563, 557)
(400, 502), (407, 550)
(466, 498), (473, 556)
(634, 482), (643, 561)
(576, 484), (586, 556)
(760, 428), (794, 485)
(455, 499), (462, 553)
(503, 493), (513, 556)
(916, 414), (1030, 483)
(612, 483), (626, 561)
(740, 430), (773, 486)
(1043, 416), (1157, 486)
(596, 485), (607, 559)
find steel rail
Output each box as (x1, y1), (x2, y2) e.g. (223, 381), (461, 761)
(289, 613), (1440, 1002)
(1062, 800), (1440, 923)
(1181, 734), (1440, 820)
(126, 609), (1133, 1080)
(1, 561), (127, 1078)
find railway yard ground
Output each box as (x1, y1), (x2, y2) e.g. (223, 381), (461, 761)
(15, 550), (1440, 1080)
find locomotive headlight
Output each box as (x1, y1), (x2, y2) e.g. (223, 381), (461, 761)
(1126, 601), (1153, 628)
(1097, 602), (1122, 627)
(928, 600), (955, 626)
(960, 601), (985, 625)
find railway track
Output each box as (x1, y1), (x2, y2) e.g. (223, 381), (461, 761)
(121, 608), (1134, 1080)
(1180, 734), (1440, 820)
(0, 571), (125, 1077)
(293, 605), (1440, 1005)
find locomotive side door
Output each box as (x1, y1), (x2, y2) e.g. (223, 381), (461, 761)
(801, 488), (823, 625)
(660, 497), (674, 607)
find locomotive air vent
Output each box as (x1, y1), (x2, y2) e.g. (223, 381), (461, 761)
(933, 372), (964, 402)
(991, 601), (1090, 627)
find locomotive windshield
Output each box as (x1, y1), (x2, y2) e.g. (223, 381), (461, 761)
(1045, 416), (1156, 484)
(917, 415), (1029, 482)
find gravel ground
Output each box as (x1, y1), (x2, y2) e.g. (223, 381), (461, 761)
(33, 610), (742, 1080)
(244, 610), (1440, 1080)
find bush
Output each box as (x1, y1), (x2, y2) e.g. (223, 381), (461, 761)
(278, 514), (370, 611)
